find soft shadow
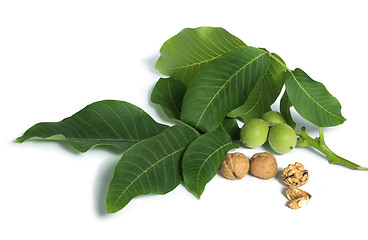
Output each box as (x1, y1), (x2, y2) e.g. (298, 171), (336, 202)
(143, 53), (160, 75)
(16, 139), (81, 155)
(281, 186), (289, 201)
(19, 139), (128, 156)
(89, 145), (126, 155)
(261, 134), (327, 161)
(296, 143), (326, 159)
(271, 101), (319, 135)
(261, 142), (276, 154)
(94, 156), (120, 217)
(146, 78), (183, 128)
(275, 167), (286, 185)
(17, 139), (125, 216)
(144, 52), (181, 127)
(148, 99), (178, 126)
(293, 118), (319, 135)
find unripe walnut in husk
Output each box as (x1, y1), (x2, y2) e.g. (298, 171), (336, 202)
(262, 111), (286, 125)
(240, 118), (269, 148)
(249, 152), (277, 180)
(220, 152), (249, 180)
(268, 123), (296, 154)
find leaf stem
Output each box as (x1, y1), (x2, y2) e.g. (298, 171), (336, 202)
(295, 127), (368, 170)
(261, 48), (367, 170)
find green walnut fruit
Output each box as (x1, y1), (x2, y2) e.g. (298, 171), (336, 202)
(240, 118), (270, 148)
(268, 123), (297, 154)
(262, 111), (286, 125)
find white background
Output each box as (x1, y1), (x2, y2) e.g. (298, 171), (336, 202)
(1, 0), (368, 239)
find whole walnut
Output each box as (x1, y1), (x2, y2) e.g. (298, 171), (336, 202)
(220, 152), (249, 180)
(249, 152), (277, 180)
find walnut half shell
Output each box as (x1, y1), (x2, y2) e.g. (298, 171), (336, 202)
(286, 185), (311, 209)
(282, 162), (309, 186)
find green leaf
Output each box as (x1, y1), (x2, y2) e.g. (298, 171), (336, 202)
(106, 125), (198, 213)
(151, 77), (187, 120)
(15, 100), (168, 152)
(182, 129), (240, 199)
(155, 27), (246, 86)
(285, 68), (346, 127)
(227, 52), (287, 122)
(280, 91), (296, 129)
(218, 117), (240, 141)
(180, 47), (271, 133)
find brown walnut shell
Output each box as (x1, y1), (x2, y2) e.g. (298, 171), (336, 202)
(249, 152), (277, 180)
(286, 185), (312, 209)
(220, 152), (249, 180)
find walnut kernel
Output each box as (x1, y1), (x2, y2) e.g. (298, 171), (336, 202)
(282, 162), (309, 186)
(220, 152), (249, 180)
(286, 185), (311, 209)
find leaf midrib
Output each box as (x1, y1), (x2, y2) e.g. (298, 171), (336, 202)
(162, 39), (246, 71)
(266, 52), (344, 121)
(16, 135), (143, 143)
(109, 146), (186, 212)
(238, 80), (264, 118)
(164, 55), (220, 70)
(195, 51), (268, 128)
(167, 80), (181, 117)
(289, 71), (345, 121)
(67, 137), (141, 142)
(195, 141), (233, 193)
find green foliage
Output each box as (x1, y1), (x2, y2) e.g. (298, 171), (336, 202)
(151, 77), (187, 120)
(180, 47), (270, 132)
(228, 53), (287, 122)
(285, 68), (346, 127)
(182, 130), (239, 199)
(16, 26), (365, 214)
(106, 125), (198, 213)
(218, 117), (240, 141)
(279, 91), (296, 129)
(15, 100), (168, 152)
(155, 27), (246, 86)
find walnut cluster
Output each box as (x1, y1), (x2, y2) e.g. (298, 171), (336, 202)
(281, 162), (309, 186)
(219, 152), (312, 210)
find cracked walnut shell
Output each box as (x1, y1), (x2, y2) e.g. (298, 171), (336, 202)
(286, 185), (311, 209)
(220, 152), (249, 180)
(282, 162), (309, 186)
